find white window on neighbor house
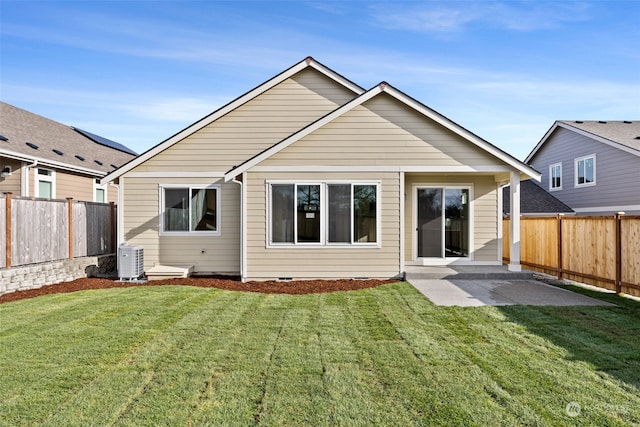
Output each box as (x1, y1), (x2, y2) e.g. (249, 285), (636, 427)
(549, 163), (562, 191)
(575, 154), (596, 187)
(160, 185), (221, 235)
(94, 179), (107, 203)
(268, 182), (379, 246)
(35, 168), (55, 199)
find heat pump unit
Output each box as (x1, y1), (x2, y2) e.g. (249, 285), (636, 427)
(118, 244), (144, 281)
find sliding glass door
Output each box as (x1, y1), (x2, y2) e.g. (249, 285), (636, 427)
(417, 187), (469, 259)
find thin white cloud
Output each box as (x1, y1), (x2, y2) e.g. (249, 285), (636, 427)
(123, 98), (218, 122)
(371, 1), (592, 33)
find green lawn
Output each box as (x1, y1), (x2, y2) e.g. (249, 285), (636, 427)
(1, 282), (638, 426)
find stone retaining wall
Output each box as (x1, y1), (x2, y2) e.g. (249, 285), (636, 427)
(0, 254), (116, 295)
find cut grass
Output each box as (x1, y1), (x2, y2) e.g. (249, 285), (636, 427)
(0, 282), (639, 426)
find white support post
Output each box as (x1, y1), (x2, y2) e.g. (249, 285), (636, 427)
(508, 172), (521, 272)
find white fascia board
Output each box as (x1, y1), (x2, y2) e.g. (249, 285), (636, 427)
(558, 122), (640, 157)
(226, 83), (540, 182)
(524, 121), (559, 163)
(308, 59), (365, 95)
(249, 165), (514, 173)
(380, 85), (541, 181)
(103, 57), (365, 185)
(224, 85), (384, 181)
(525, 121), (640, 164)
(0, 148), (104, 176)
(122, 171), (225, 179)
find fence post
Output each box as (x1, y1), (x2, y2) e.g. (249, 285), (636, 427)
(110, 201), (116, 253)
(557, 214), (563, 280)
(67, 197), (74, 259)
(4, 192), (11, 268)
(615, 212), (624, 295)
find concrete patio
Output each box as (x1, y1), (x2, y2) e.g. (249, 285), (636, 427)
(405, 266), (614, 307)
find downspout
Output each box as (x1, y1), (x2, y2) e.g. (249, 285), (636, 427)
(22, 159), (38, 197)
(231, 175), (245, 282)
(108, 181), (122, 274)
(108, 182), (122, 246)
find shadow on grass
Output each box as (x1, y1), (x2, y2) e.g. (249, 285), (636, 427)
(498, 283), (640, 392)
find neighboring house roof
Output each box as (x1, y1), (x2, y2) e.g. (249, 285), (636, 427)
(0, 101), (137, 176)
(73, 127), (138, 156)
(224, 82), (541, 181)
(502, 180), (574, 216)
(526, 120), (640, 162)
(102, 57), (364, 184)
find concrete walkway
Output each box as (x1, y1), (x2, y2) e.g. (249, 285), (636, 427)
(406, 266), (614, 307)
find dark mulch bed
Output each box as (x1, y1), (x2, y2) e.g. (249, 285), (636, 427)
(0, 276), (399, 304)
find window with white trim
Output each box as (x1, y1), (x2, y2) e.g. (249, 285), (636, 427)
(549, 163), (562, 190)
(35, 168), (55, 199)
(575, 154), (596, 187)
(269, 182), (378, 246)
(94, 179), (107, 203)
(160, 185), (220, 235)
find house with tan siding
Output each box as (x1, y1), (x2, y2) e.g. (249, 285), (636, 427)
(0, 102), (136, 203)
(102, 57), (540, 281)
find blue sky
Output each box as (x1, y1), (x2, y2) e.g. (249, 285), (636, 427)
(1, 1), (639, 160)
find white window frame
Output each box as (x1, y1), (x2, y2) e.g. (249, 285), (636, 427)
(412, 183), (474, 262)
(549, 163), (562, 191)
(34, 168), (56, 199)
(574, 154), (596, 188)
(267, 180), (381, 248)
(94, 179), (107, 203)
(159, 184), (221, 236)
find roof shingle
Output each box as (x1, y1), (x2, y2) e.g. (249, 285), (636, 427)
(0, 101), (136, 175)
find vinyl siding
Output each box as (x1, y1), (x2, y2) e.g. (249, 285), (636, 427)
(530, 127), (640, 213)
(122, 176), (240, 274)
(118, 68), (358, 273)
(404, 174), (499, 263)
(0, 158), (22, 194)
(260, 94), (499, 167)
(131, 69), (356, 173)
(0, 159), (115, 202)
(55, 172), (94, 201)
(245, 172), (401, 280)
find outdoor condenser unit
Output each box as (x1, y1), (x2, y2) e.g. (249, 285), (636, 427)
(118, 244), (144, 281)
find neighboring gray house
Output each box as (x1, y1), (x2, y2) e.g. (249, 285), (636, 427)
(525, 120), (640, 215)
(502, 180), (574, 217)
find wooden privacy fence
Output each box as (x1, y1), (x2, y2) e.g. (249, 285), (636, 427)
(503, 214), (640, 297)
(1, 193), (116, 269)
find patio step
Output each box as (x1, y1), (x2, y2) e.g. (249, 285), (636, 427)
(405, 265), (535, 281)
(145, 264), (194, 281)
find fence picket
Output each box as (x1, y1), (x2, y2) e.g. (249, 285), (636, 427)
(504, 215), (640, 297)
(1, 196), (116, 268)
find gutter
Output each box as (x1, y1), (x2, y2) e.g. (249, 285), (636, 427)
(1, 149), (106, 177)
(230, 175), (246, 282)
(22, 159), (38, 197)
(109, 182), (123, 247)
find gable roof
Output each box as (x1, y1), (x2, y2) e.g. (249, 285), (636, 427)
(101, 57), (364, 184)
(502, 180), (574, 216)
(224, 82), (541, 181)
(0, 101), (136, 176)
(526, 120), (640, 163)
